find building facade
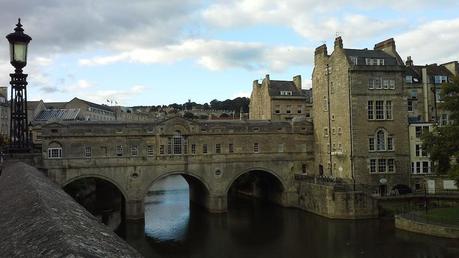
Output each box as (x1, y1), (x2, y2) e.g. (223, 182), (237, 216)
(312, 37), (410, 195)
(249, 74), (312, 121)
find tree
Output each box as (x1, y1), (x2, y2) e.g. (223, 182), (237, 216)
(423, 76), (459, 185)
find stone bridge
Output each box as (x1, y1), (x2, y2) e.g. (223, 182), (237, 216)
(38, 117), (314, 220)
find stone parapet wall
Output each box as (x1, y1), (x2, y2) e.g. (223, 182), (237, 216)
(0, 162), (142, 258)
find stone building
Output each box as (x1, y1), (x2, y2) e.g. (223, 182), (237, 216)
(312, 37), (410, 195)
(249, 74), (312, 120)
(404, 58), (458, 124)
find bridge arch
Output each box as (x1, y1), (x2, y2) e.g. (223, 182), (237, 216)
(143, 170), (212, 213)
(63, 174), (128, 201)
(226, 167), (287, 207)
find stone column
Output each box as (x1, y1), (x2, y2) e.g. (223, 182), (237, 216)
(125, 199), (144, 221)
(205, 194), (228, 213)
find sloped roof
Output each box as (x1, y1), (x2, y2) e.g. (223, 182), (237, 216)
(72, 97), (114, 112)
(35, 109), (80, 121)
(343, 49), (398, 65)
(44, 101), (66, 109)
(268, 80), (305, 97)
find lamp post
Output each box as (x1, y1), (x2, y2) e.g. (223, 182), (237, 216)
(6, 18), (32, 152)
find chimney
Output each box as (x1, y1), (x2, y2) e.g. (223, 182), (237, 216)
(405, 56), (413, 66)
(293, 75), (302, 91)
(374, 38), (403, 65)
(334, 36), (343, 50)
(314, 44), (328, 56)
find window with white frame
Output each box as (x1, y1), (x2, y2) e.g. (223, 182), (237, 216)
(350, 56), (358, 65)
(131, 145), (138, 156)
(215, 144), (221, 154)
(147, 145), (154, 156)
(84, 146), (91, 158)
(405, 75), (413, 83)
(369, 129), (394, 151)
(382, 79), (395, 89)
(370, 158), (395, 173)
(116, 145), (123, 156)
(368, 100), (393, 120)
(411, 161), (431, 174)
(368, 78), (381, 89)
(48, 147), (62, 159)
(253, 143), (259, 153)
(415, 144), (427, 157)
(280, 91), (293, 96)
(365, 58), (384, 65)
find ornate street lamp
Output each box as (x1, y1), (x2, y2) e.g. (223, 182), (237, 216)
(6, 18), (32, 152)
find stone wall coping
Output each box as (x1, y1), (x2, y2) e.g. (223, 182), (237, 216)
(0, 161), (143, 258)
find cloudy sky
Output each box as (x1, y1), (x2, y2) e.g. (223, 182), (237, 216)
(0, 0), (458, 106)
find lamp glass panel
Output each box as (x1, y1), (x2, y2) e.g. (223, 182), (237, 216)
(13, 42), (27, 63)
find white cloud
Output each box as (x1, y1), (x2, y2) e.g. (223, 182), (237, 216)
(84, 84), (146, 105)
(396, 18), (459, 64)
(79, 39), (313, 72)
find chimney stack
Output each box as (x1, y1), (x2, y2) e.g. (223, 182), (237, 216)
(334, 36), (343, 50)
(293, 75), (302, 91)
(405, 56), (413, 66)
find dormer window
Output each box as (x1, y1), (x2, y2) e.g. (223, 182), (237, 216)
(350, 56), (358, 65)
(280, 91), (293, 96)
(434, 75), (448, 84)
(365, 58), (384, 66)
(405, 75), (413, 83)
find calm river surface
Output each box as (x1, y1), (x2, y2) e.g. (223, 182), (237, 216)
(125, 176), (459, 258)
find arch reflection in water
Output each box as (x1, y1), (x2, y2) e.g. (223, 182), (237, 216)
(144, 175), (190, 242)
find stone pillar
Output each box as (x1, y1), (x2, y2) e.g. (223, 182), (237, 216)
(205, 194), (228, 213)
(125, 199), (144, 221)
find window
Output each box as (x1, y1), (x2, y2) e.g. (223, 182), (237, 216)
(368, 101), (374, 119)
(368, 78), (381, 89)
(275, 105), (280, 114)
(378, 159), (386, 173)
(278, 143), (284, 152)
(350, 56), (358, 65)
(203, 144), (208, 154)
(215, 144), (221, 154)
(338, 127), (342, 135)
(323, 96), (328, 111)
(332, 127), (336, 135)
(422, 161), (430, 173)
(229, 143), (234, 153)
(253, 143), (259, 153)
(84, 146), (91, 158)
(48, 148), (62, 159)
(415, 144), (427, 157)
(286, 105), (291, 114)
(369, 137), (375, 151)
(159, 145), (165, 155)
(147, 145), (154, 156)
(370, 159), (376, 173)
(405, 75), (413, 83)
(330, 82), (334, 94)
(440, 114), (448, 126)
(131, 145), (138, 156)
(324, 127), (329, 137)
(385, 101), (392, 119)
(365, 58), (384, 65)
(297, 105), (302, 114)
(388, 159), (395, 172)
(415, 126), (422, 138)
(368, 100), (392, 120)
(387, 137), (394, 151)
(191, 144), (196, 154)
(408, 100), (413, 112)
(375, 101), (384, 119)
(376, 130), (385, 151)
(416, 161), (421, 173)
(434, 75), (448, 84)
(382, 79), (395, 89)
(116, 145), (123, 156)
(280, 91), (293, 96)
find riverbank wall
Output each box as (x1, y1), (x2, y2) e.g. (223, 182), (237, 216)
(294, 179), (379, 219)
(395, 213), (459, 238)
(0, 161), (142, 258)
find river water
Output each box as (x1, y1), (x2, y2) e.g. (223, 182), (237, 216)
(124, 175), (459, 258)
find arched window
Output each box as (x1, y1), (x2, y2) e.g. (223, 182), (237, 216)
(48, 141), (62, 159)
(168, 130), (187, 155)
(369, 129), (394, 152)
(376, 130), (385, 151)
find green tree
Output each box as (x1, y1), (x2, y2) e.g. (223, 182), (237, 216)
(422, 76), (459, 185)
